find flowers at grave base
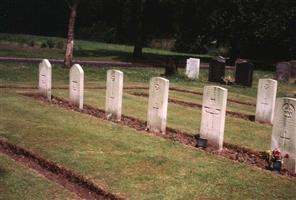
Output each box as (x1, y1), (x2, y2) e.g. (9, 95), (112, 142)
(266, 148), (289, 172)
(271, 148), (282, 162)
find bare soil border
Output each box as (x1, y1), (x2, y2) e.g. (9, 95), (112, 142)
(0, 138), (125, 200)
(22, 93), (295, 178)
(1, 85), (256, 107)
(129, 92), (262, 124)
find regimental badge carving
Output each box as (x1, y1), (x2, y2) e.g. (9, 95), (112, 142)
(41, 75), (46, 85)
(72, 81), (78, 91)
(111, 73), (116, 82)
(154, 83), (160, 91)
(263, 83), (270, 90)
(282, 103), (295, 118)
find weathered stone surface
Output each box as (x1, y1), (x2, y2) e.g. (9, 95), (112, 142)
(276, 62), (291, 81)
(271, 98), (296, 173)
(185, 58), (200, 79)
(69, 64), (84, 109)
(255, 79), (278, 124)
(289, 60), (296, 84)
(147, 77), (169, 134)
(105, 70), (123, 121)
(38, 59), (52, 100)
(200, 86), (227, 150)
(235, 59), (254, 87)
(208, 56), (226, 83)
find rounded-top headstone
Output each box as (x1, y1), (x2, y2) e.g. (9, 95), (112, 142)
(69, 64), (84, 109)
(200, 86), (228, 150)
(38, 59), (52, 100)
(255, 79), (278, 124)
(147, 77), (169, 134)
(271, 97), (296, 173)
(105, 69), (124, 121)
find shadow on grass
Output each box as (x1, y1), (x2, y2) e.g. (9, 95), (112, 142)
(75, 48), (213, 66)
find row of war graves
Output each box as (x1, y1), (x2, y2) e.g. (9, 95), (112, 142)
(38, 58), (296, 173)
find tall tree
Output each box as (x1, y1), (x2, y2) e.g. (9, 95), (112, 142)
(64, 0), (80, 67)
(132, 0), (146, 59)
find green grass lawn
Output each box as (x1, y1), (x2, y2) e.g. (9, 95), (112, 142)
(1, 91), (296, 200)
(1, 34), (296, 199)
(0, 33), (211, 62)
(1, 62), (295, 152)
(0, 153), (78, 200)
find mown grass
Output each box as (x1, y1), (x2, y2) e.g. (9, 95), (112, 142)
(1, 62), (295, 151)
(1, 91), (296, 200)
(0, 33), (211, 62)
(0, 153), (77, 200)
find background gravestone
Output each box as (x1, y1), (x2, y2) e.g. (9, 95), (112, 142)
(255, 79), (277, 124)
(208, 56), (226, 83)
(276, 62), (291, 81)
(69, 64), (84, 109)
(200, 86), (228, 150)
(38, 59), (52, 100)
(185, 58), (200, 80)
(271, 97), (296, 173)
(235, 59), (254, 87)
(147, 77), (169, 134)
(105, 70), (123, 121)
(289, 60), (296, 84)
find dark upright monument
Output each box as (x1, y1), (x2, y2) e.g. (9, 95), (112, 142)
(289, 60), (296, 83)
(208, 56), (226, 83)
(235, 59), (254, 87)
(276, 62), (291, 81)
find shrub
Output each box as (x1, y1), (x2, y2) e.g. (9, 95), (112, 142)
(56, 40), (65, 49)
(46, 39), (55, 48)
(28, 40), (35, 47)
(40, 42), (48, 48)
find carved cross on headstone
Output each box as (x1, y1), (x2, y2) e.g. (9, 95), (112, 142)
(280, 130), (290, 152)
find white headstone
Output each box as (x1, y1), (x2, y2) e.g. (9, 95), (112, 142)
(69, 64), (84, 109)
(38, 59), (52, 100)
(105, 70), (123, 121)
(200, 86), (227, 150)
(185, 58), (200, 79)
(255, 79), (278, 124)
(147, 77), (169, 134)
(271, 98), (296, 173)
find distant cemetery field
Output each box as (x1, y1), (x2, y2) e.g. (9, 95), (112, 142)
(0, 33), (211, 63)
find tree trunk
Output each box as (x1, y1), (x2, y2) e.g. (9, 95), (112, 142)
(133, 0), (145, 59)
(64, 0), (79, 67)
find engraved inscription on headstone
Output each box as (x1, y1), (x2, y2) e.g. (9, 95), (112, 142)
(147, 77), (169, 134)
(276, 62), (291, 81)
(105, 70), (124, 121)
(38, 59), (52, 100)
(208, 56), (226, 83)
(235, 59), (254, 87)
(255, 79), (278, 124)
(185, 58), (200, 80)
(271, 98), (296, 173)
(69, 64), (84, 109)
(200, 86), (227, 150)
